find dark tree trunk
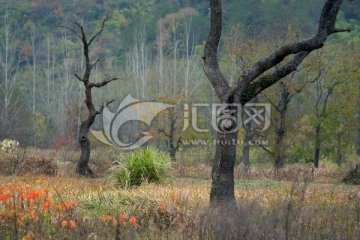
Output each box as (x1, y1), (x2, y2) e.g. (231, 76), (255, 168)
(76, 111), (96, 176)
(162, 111), (181, 162)
(242, 133), (251, 176)
(77, 135), (93, 175)
(314, 124), (321, 168)
(274, 125), (286, 169)
(210, 130), (238, 206)
(274, 82), (290, 169)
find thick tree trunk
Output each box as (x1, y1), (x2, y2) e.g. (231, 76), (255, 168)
(210, 131), (238, 206)
(77, 136), (93, 176)
(76, 113), (96, 177)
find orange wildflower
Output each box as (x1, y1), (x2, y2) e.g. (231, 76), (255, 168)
(129, 216), (137, 226)
(119, 213), (127, 225)
(15, 185), (24, 194)
(21, 190), (43, 201)
(119, 213), (126, 220)
(56, 201), (77, 211)
(171, 193), (182, 202)
(159, 200), (167, 212)
(64, 201), (77, 210)
(100, 215), (113, 222)
(40, 198), (53, 212)
(0, 194), (10, 203)
(61, 220), (68, 228)
(7, 184), (14, 191)
(29, 210), (37, 219)
(55, 204), (62, 210)
(69, 220), (77, 229)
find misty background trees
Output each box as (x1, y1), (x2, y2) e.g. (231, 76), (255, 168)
(0, 0), (359, 173)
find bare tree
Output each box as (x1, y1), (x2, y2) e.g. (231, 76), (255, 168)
(262, 67), (320, 169)
(63, 16), (119, 177)
(313, 75), (346, 168)
(172, 20), (180, 96)
(0, 8), (19, 137)
(58, 27), (77, 137)
(203, 0), (352, 205)
(24, 23), (41, 147)
(41, 36), (56, 122)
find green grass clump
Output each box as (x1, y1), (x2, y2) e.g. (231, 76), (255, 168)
(110, 148), (171, 188)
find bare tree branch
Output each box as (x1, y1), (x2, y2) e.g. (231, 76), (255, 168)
(96, 98), (116, 115)
(225, 0), (352, 101)
(259, 144), (275, 155)
(91, 58), (100, 69)
(88, 15), (109, 47)
(175, 137), (182, 151)
(262, 93), (281, 113)
(73, 21), (87, 46)
(60, 25), (82, 40)
(332, 27), (356, 34)
(240, 51), (310, 104)
(89, 77), (119, 88)
(74, 73), (83, 82)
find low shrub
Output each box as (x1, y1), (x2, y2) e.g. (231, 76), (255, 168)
(109, 148), (171, 188)
(0, 149), (57, 176)
(342, 164), (360, 185)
